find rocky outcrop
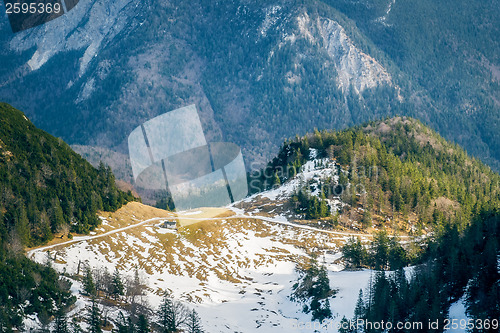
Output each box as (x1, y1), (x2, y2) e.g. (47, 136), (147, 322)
(9, 0), (138, 75)
(292, 13), (393, 94)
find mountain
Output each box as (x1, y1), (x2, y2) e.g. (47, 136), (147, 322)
(0, 102), (135, 244)
(247, 116), (500, 235)
(0, 102), (136, 330)
(24, 116), (500, 331)
(0, 0), (498, 174)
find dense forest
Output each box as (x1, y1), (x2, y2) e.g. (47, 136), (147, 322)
(0, 103), (134, 246)
(340, 208), (500, 333)
(330, 0), (500, 170)
(251, 117), (500, 233)
(0, 103), (134, 330)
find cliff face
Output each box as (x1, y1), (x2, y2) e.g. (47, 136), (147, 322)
(8, 0), (139, 73)
(291, 12), (393, 94)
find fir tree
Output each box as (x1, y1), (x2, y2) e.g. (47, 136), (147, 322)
(353, 289), (365, 322)
(111, 268), (124, 300)
(87, 298), (102, 333)
(273, 171), (281, 187)
(338, 316), (354, 333)
(136, 314), (149, 333)
(83, 267), (96, 296)
(158, 294), (174, 332)
(157, 293), (187, 333)
(185, 309), (204, 333)
(70, 318), (83, 333)
(53, 305), (69, 333)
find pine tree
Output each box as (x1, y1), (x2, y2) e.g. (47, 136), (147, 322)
(338, 316), (354, 333)
(273, 171), (281, 187)
(70, 318), (83, 333)
(341, 237), (367, 268)
(87, 298), (102, 333)
(111, 268), (124, 300)
(52, 198), (65, 233)
(157, 293), (188, 333)
(158, 293), (178, 333)
(185, 309), (204, 333)
(53, 305), (69, 333)
(372, 231), (390, 270)
(83, 267), (96, 296)
(361, 210), (372, 229)
(319, 191), (330, 218)
(15, 204), (30, 246)
(353, 289), (365, 322)
(136, 314), (149, 333)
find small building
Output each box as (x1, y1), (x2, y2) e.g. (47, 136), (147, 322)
(159, 220), (177, 229)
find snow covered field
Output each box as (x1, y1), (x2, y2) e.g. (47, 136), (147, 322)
(25, 151), (469, 332)
(29, 209), (369, 332)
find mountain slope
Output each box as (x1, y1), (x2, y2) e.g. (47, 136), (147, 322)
(0, 102), (134, 245)
(247, 116), (500, 234)
(27, 202), (372, 332)
(0, 0), (498, 171)
(326, 0), (500, 169)
(0, 103), (136, 330)
(25, 117), (500, 332)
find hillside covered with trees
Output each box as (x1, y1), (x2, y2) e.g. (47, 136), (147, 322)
(339, 208), (500, 333)
(251, 117), (500, 234)
(0, 103), (134, 330)
(1, 0), (498, 175)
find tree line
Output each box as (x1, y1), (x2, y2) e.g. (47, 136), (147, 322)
(0, 104), (135, 331)
(47, 265), (205, 333)
(250, 118), (500, 234)
(340, 208), (500, 333)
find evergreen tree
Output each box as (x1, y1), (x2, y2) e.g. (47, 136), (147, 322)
(83, 267), (96, 296)
(157, 293), (187, 333)
(341, 237), (367, 268)
(273, 171), (281, 187)
(136, 314), (148, 333)
(361, 210), (372, 229)
(338, 316), (354, 333)
(53, 305), (69, 333)
(353, 289), (365, 322)
(292, 256), (335, 322)
(70, 318), (83, 333)
(158, 294), (174, 332)
(372, 231), (390, 270)
(111, 269), (124, 300)
(87, 298), (102, 333)
(52, 198), (66, 233)
(185, 309), (204, 333)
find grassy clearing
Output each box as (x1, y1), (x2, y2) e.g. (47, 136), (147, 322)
(175, 207), (233, 227)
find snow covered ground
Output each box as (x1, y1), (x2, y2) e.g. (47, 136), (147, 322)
(28, 206), (373, 332)
(25, 151), (470, 332)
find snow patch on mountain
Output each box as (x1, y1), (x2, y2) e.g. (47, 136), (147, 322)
(242, 148), (342, 217)
(29, 212), (373, 332)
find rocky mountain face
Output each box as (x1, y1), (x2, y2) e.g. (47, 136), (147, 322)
(295, 12), (394, 94)
(0, 0), (498, 176)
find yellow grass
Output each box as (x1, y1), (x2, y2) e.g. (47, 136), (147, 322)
(175, 207), (234, 227)
(26, 202), (172, 253)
